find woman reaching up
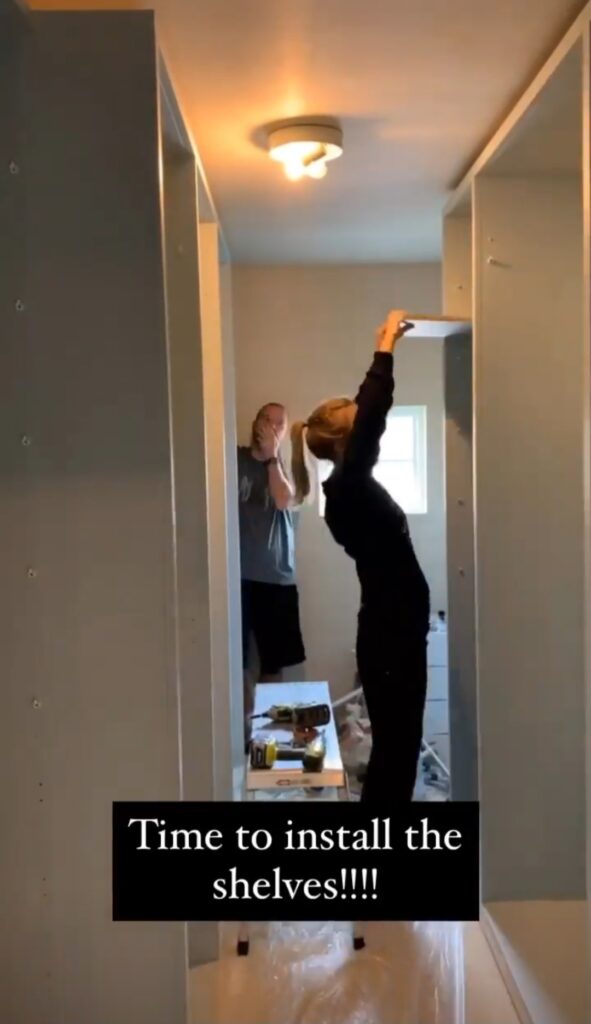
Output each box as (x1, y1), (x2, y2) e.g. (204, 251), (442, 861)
(291, 311), (430, 803)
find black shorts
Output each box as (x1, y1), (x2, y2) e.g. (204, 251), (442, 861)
(241, 580), (306, 676)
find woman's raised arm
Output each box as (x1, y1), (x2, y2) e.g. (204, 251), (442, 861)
(343, 311), (412, 474)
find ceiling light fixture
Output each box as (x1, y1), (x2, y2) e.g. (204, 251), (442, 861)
(267, 121), (343, 181)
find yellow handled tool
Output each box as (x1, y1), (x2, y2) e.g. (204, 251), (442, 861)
(249, 732), (326, 772)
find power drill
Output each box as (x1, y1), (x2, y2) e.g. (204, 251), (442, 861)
(250, 732), (326, 773)
(250, 702), (331, 729)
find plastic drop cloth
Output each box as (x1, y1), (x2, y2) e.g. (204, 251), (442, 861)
(191, 653), (460, 1022)
(190, 918), (465, 1024)
(191, 781), (463, 1024)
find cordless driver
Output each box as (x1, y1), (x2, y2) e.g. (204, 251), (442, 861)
(250, 702), (331, 729)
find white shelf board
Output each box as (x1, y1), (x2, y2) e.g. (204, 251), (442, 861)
(405, 314), (471, 338)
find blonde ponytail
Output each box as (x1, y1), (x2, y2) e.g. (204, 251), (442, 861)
(290, 420), (311, 506)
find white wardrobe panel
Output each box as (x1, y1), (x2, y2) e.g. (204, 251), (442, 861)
(474, 174), (585, 902)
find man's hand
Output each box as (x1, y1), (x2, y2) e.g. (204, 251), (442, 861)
(255, 422), (280, 461)
(376, 310), (413, 353)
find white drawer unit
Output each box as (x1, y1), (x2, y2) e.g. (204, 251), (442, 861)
(424, 628), (450, 772)
(427, 665), (448, 700)
(424, 698), (449, 736)
(427, 630), (448, 668)
(425, 734), (450, 768)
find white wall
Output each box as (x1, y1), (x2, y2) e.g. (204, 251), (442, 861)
(232, 264), (444, 697)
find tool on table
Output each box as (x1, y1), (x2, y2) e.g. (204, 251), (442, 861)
(301, 733), (327, 771)
(250, 732), (326, 773)
(250, 702), (331, 729)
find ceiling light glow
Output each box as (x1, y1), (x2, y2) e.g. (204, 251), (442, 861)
(267, 121), (343, 182)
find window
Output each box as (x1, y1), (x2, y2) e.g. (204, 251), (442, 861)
(318, 405), (428, 516)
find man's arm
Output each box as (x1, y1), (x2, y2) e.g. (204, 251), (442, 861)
(256, 424), (294, 510)
(266, 457), (294, 511)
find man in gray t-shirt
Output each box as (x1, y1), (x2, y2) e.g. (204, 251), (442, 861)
(239, 402), (306, 714)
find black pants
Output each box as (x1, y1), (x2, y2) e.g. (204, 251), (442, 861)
(356, 620), (428, 803)
(241, 579), (306, 676)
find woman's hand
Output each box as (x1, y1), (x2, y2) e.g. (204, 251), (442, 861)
(376, 310), (413, 353)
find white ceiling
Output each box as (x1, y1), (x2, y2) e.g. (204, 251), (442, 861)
(489, 39), (582, 176)
(151, 0), (584, 262)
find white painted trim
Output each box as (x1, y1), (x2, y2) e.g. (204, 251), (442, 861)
(159, 54), (191, 152)
(470, 176), (484, 857)
(444, 181), (472, 219)
(444, 3), (590, 215)
(158, 52), (231, 262)
(581, 21), (591, 1001)
(153, 54), (186, 807)
(480, 907), (533, 1024)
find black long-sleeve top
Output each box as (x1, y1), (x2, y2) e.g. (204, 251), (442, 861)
(322, 352), (430, 632)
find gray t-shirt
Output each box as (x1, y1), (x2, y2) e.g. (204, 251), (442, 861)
(238, 446), (297, 585)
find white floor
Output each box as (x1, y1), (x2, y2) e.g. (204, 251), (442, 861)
(189, 919), (520, 1024)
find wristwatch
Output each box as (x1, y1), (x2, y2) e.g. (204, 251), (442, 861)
(263, 456), (278, 467)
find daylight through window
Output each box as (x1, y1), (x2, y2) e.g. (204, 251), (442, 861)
(317, 405), (428, 516)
